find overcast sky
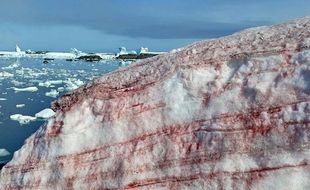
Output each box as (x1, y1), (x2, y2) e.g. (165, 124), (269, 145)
(0, 0), (309, 52)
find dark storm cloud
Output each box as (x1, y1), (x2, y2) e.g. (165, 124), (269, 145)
(0, 0), (278, 39)
(0, 0), (309, 51)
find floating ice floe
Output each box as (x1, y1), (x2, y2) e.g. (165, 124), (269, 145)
(11, 80), (25, 86)
(64, 78), (84, 91)
(12, 87), (38, 92)
(45, 89), (59, 98)
(10, 114), (36, 125)
(10, 108), (55, 124)
(57, 87), (65, 92)
(0, 98), (7, 101)
(1, 61), (20, 70)
(35, 108), (55, 119)
(16, 104), (25, 108)
(0, 149), (10, 157)
(39, 80), (63, 88)
(0, 71), (14, 79)
(15, 67), (47, 78)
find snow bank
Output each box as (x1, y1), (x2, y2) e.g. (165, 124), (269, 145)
(2, 16), (310, 190)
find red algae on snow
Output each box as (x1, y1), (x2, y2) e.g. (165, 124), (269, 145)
(1, 17), (310, 189)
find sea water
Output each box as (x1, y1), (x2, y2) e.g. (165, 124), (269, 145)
(0, 58), (126, 163)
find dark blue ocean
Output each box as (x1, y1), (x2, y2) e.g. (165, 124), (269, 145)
(0, 58), (125, 164)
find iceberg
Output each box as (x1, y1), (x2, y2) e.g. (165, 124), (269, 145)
(118, 47), (128, 56)
(15, 45), (21, 53)
(138, 47), (149, 54)
(138, 47), (165, 55)
(70, 48), (84, 56)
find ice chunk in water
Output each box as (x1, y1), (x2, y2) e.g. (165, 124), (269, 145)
(39, 80), (63, 88)
(12, 87), (38, 92)
(35, 108), (55, 119)
(45, 89), (59, 98)
(0, 149), (10, 157)
(16, 104), (25, 108)
(10, 114), (36, 125)
(0, 71), (14, 79)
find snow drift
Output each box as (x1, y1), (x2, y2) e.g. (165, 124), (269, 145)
(1, 17), (310, 189)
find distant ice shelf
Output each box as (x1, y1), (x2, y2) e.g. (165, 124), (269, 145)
(0, 51), (116, 60)
(0, 46), (165, 61)
(0, 46), (116, 61)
